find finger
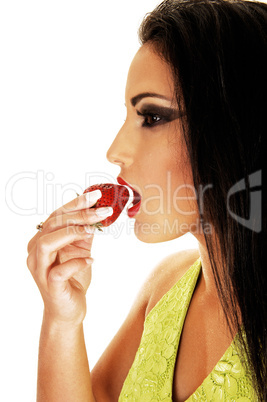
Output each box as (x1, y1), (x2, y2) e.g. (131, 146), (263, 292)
(57, 244), (92, 265)
(72, 236), (94, 250)
(27, 246), (37, 275)
(27, 190), (103, 252)
(35, 225), (94, 282)
(27, 228), (94, 278)
(27, 231), (41, 254)
(44, 207), (113, 233)
(27, 214), (95, 253)
(51, 189), (102, 217)
(47, 257), (93, 294)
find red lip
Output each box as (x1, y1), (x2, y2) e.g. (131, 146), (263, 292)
(117, 176), (141, 218)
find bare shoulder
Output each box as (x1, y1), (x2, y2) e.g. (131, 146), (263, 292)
(144, 248), (200, 317)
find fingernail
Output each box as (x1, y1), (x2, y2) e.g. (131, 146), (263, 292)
(85, 257), (94, 264)
(95, 207), (113, 217)
(85, 190), (102, 204)
(85, 225), (95, 234)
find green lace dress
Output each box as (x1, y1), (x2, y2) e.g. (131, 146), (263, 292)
(119, 258), (257, 401)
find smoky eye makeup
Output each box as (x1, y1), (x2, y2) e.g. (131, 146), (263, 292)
(136, 103), (184, 128)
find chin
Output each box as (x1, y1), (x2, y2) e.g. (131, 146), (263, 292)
(133, 219), (185, 244)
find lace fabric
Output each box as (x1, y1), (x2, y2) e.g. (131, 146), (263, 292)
(119, 258), (257, 401)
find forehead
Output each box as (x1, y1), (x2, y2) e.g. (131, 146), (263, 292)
(125, 43), (175, 101)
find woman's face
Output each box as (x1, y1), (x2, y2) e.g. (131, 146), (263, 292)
(107, 43), (200, 243)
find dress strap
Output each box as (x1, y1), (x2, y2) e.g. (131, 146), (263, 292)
(119, 258), (202, 401)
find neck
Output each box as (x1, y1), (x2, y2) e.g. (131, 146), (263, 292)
(194, 232), (241, 334)
(195, 233), (221, 297)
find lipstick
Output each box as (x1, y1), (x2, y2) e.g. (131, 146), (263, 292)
(117, 177), (141, 218)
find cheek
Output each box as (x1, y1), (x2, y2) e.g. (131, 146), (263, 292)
(142, 139), (196, 216)
(169, 147), (197, 215)
(139, 144), (172, 188)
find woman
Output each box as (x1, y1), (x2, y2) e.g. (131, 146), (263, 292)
(27, 0), (266, 400)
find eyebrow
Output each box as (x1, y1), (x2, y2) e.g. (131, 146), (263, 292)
(130, 92), (172, 107)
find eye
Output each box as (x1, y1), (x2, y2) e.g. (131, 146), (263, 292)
(137, 110), (163, 128)
(135, 104), (183, 129)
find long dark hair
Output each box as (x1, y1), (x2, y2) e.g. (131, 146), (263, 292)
(139, 0), (266, 399)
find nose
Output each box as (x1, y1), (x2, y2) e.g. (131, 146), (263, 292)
(106, 122), (134, 167)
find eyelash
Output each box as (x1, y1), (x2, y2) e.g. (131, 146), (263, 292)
(137, 110), (164, 128)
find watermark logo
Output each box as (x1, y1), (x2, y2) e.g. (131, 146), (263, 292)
(5, 170), (116, 216)
(5, 169), (262, 234)
(227, 170), (262, 233)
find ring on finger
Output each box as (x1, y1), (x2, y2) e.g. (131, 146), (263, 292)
(36, 222), (44, 232)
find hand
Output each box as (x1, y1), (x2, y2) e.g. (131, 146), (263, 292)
(27, 190), (113, 327)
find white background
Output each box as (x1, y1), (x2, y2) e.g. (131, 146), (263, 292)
(0, 1), (198, 401)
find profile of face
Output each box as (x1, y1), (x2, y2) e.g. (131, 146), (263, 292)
(107, 43), (201, 243)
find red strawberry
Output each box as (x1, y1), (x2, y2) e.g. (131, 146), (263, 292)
(83, 183), (130, 231)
